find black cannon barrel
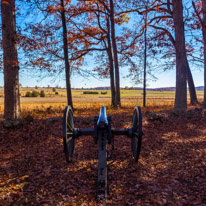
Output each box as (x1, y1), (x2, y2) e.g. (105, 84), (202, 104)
(97, 107), (108, 126)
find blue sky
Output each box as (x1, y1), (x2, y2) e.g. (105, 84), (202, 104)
(0, 66), (204, 88)
(0, 0), (204, 89)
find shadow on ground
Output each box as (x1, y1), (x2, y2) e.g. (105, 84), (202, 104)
(0, 108), (206, 205)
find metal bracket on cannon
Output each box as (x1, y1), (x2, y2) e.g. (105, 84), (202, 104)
(62, 105), (143, 202)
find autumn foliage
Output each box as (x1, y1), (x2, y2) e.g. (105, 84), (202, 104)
(0, 106), (206, 205)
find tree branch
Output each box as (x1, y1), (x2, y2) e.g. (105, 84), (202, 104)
(192, 1), (203, 26)
(150, 25), (176, 47)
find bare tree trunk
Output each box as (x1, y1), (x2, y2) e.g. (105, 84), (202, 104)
(60, 0), (73, 108)
(203, 0), (206, 108)
(143, 7), (148, 108)
(172, 0), (187, 110)
(185, 60), (198, 105)
(107, 45), (116, 107)
(106, 16), (116, 107)
(110, 0), (121, 107)
(1, 0), (21, 119)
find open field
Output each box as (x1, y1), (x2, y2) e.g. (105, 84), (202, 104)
(0, 88), (204, 113)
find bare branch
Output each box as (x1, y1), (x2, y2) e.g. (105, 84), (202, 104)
(150, 25), (176, 47)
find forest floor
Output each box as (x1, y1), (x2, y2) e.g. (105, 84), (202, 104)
(0, 106), (206, 205)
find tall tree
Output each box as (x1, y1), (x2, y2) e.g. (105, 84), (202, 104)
(192, 0), (206, 107)
(1, 0), (21, 119)
(172, 0), (187, 110)
(60, 0), (73, 107)
(137, 0), (198, 106)
(106, 16), (116, 106)
(75, 0), (124, 106)
(102, 11), (116, 106)
(76, 1), (117, 106)
(19, 0), (81, 108)
(109, 0), (121, 106)
(143, 5), (148, 107)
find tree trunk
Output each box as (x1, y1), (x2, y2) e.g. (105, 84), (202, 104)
(110, 0), (121, 107)
(172, 0), (187, 110)
(106, 16), (116, 107)
(203, 0), (206, 108)
(1, 0), (21, 119)
(143, 8), (148, 108)
(60, 0), (73, 108)
(185, 60), (198, 105)
(107, 45), (116, 107)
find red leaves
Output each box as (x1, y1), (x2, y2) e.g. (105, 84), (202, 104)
(1, 1), (9, 5)
(0, 107), (206, 204)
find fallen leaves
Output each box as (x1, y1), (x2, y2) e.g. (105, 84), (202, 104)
(0, 107), (206, 205)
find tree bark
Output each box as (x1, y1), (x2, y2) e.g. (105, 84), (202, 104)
(107, 42), (116, 107)
(106, 15), (116, 107)
(110, 0), (121, 107)
(172, 0), (187, 110)
(185, 60), (198, 105)
(143, 7), (148, 108)
(60, 0), (73, 108)
(203, 0), (206, 108)
(1, 0), (21, 119)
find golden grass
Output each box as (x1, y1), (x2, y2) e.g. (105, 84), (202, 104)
(0, 100), (175, 117)
(0, 88), (204, 116)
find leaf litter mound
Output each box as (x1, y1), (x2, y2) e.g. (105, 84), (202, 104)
(0, 108), (206, 205)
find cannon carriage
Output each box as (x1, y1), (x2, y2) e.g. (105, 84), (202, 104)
(63, 106), (143, 201)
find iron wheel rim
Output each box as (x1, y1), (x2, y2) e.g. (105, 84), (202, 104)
(131, 106), (142, 162)
(63, 105), (75, 163)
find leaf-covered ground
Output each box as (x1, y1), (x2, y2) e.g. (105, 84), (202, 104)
(0, 107), (206, 205)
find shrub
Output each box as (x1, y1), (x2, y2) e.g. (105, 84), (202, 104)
(52, 88), (56, 92)
(83, 91), (99, 94)
(101, 91), (107, 95)
(40, 90), (45, 97)
(55, 92), (59, 95)
(32, 91), (39, 97)
(25, 91), (32, 97)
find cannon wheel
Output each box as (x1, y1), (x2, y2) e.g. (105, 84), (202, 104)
(131, 106), (142, 162)
(63, 105), (75, 163)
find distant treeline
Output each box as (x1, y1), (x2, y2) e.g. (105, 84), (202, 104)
(75, 86), (204, 91)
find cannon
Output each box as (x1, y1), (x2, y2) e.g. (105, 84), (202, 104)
(63, 106), (143, 202)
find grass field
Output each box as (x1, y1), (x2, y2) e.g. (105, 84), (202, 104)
(0, 88), (204, 113)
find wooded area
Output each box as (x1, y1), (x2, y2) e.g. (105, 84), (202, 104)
(0, 0), (206, 205)
(0, 0), (206, 119)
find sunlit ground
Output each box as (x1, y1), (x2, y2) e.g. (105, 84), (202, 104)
(0, 102), (206, 205)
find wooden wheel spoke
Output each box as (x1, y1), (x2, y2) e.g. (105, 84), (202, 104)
(66, 136), (73, 144)
(67, 121), (73, 131)
(66, 131), (73, 136)
(69, 110), (74, 128)
(67, 112), (74, 131)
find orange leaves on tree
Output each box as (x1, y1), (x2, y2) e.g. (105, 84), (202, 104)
(1, 1), (9, 5)
(115, 14), (131, 25)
